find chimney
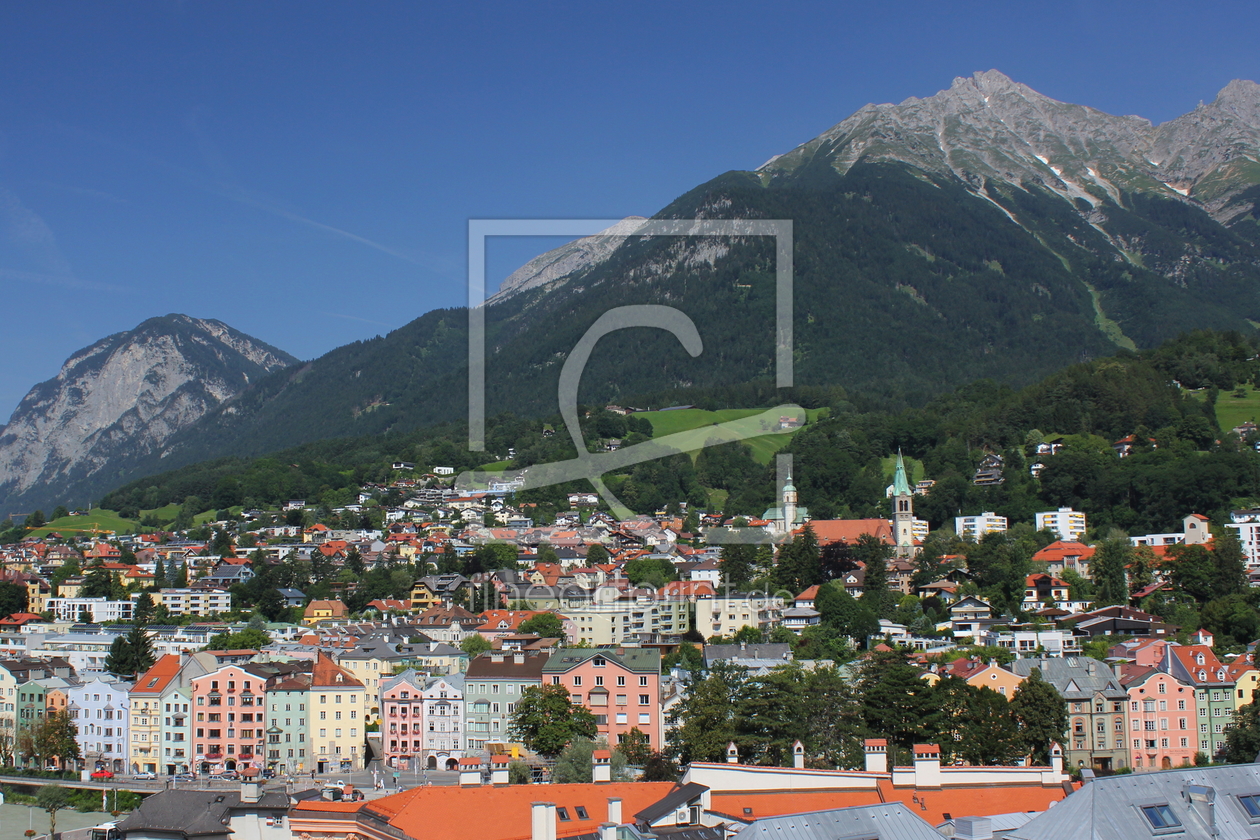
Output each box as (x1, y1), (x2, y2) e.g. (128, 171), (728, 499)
(954, 816), (993, 840)
(913, 744), (941, 788)
(240, 780), (261, 803)
(607, 797), (622, 825)
(514, 652), (525, 664)
(543, 802), (558, 840)
(592, 749), (612, 783)
(1185, 784), (1217, 837)
(740, 641), (746, 652)
(532, 802), (552, 840)
(599, 824), (617, 840)
(792, 740), (805, 769)
(863, 738), (888, 773)
(726, 742), (739, 764)
(490, 755), (511, 785)
(458, 757), (483, 785)
(1049, 741), (1064, 776)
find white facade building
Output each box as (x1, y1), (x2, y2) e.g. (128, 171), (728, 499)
(69, 675), (132, 773)
(1035, 507), (1087, 541)
(954, 512), (1008, 540)
(1226, 509), (1260, 570)
(694, 593), (784, 639)
(46, 597), (133, 623)
(158, 588), (233, 616)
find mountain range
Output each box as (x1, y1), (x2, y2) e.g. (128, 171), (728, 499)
(4, 70), (1260, 513)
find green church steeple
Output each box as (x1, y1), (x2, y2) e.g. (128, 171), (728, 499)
(892, 449), (912, 497)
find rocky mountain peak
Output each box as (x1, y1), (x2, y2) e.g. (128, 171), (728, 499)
(0, 315), (296, 511)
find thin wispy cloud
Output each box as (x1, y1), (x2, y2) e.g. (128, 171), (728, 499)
(70, 122), (451, 273)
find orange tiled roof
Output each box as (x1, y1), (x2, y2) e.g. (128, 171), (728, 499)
(293, 781), (676, 840)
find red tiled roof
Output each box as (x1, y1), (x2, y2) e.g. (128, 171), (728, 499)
(131, 654), (183, 696)
(802, 519), (894, 545)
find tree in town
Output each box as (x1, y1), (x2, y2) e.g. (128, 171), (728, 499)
(38, 784), (69, 837)
(718, 544), (756, 588)
(204, 626), (271, 652)
(0, 581), (28, 617)
(460, 633), (491, 657)
(509, 683), (598, 757)
(125, 622), (157, 674)
(585, 544), (610, 565)
(518, 612), (565, 639)
(133, 591), (155, 624)
(1224, 689), (1260, 764)
(1010, 668), (1067, 764)
(618, 727), (652, 765)
(667, 661), (749, 765)
(104, 636), (132, 676)
(1091, 538), (1132, 606)
(551, 736), (628, 783)
(345, 546), (365, 576)
(34, 708), (80, 769)
(957, 686), (1025, 766)
(855, 533), (894, 618)
(859, 648), (940, 754)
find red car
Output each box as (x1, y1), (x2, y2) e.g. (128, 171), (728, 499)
(91, 770), (114, 780)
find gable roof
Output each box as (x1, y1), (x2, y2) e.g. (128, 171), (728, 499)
(803, 519), (894, 545)
(130, 654), (184, 696)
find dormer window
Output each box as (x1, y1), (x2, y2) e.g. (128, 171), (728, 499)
(1200, 671), (1207, 681)
(1197, 654), (1205, 666)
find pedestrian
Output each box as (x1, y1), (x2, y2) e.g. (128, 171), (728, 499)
(311, 769), (316, 781)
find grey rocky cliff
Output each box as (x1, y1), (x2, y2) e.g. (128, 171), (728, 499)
(0, 314), (295, 510)
(760, 70), (1260, 221)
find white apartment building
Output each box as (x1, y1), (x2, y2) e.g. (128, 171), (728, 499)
(46, 597), (134, 623)
(1035, 507), (1087, 541)
(158, 588), (232, 616)
(562, 596), (690, 645)
(954, 512), (1008, 540)
(694, 593), (784, 639)
(1226, 509), (1260, 569)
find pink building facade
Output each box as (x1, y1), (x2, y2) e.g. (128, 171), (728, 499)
(543, 648), (662, 751)
(378, 669), (466, 771)
(1123, 667), (1197, 771)
(191, 664), (269, 775)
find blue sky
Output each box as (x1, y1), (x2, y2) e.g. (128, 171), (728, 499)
(1, 1), (1258, 416)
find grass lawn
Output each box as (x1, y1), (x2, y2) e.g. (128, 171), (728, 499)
(630, 404), (827, 467)
(27, 508), (138, 538)
(639, 407), (766, 437)
(1216, 385), (1260, 433)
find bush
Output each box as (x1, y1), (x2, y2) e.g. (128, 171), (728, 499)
(508, 761), (532, 784)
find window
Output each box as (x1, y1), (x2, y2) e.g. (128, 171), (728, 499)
(556, 808), (570, 821)
(573, 677), (582, 687)
(640, 676), (649, 686)
(1239, 795), (1260, 819)
(575, 806), (589, 820)
(639, 695), (649, 705)
(1141, 804), (1180, 829)
(617, 676), (625, 686)
(1158, 682), (1166, 694)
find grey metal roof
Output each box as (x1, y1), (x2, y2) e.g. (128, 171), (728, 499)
(735, 802), (942, 840)
(1008, 763), (1260, 840)
(1008, 657), (1128, 700)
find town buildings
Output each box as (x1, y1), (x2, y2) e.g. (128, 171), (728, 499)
(543, 647), (663, 750)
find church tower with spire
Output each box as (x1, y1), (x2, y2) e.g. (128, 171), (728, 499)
(892, 451), (915, 557)
(782, 471), (798, 532)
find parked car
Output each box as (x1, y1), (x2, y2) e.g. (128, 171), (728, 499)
(133, 771), (157, 780)
(261, 768), (276, 779)
(173, 773), (196, 782)
(210, 770), (240, 781)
